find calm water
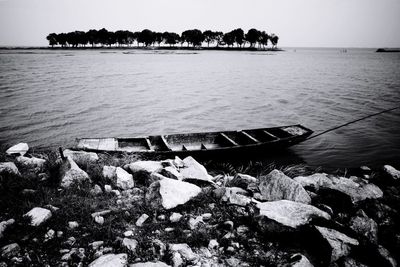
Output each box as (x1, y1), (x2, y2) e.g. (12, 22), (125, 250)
(0, 48), (399, 169)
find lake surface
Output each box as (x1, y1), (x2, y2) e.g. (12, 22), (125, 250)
(0, 48), (399, 169)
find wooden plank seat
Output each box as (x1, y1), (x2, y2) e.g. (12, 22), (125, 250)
(263, 130), (278, 140)
(219, 133), (239, 146)
(240, 131), (259, 143)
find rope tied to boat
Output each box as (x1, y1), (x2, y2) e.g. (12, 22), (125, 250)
(305, 105), (400, 141)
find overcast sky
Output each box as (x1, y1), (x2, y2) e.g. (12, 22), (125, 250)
(0, 0), (399, 47)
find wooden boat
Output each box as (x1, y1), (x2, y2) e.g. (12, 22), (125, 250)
(73, 124), (313, 157)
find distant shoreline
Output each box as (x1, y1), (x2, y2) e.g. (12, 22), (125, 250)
(0, 46), (284, 52)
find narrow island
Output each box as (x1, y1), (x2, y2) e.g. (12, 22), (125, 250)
(46, 28), (281, 51)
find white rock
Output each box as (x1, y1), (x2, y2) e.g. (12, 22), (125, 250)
(180, 156), (213, 183)
(94, 216), (104, 225)
(258, 170), (311, 204)
(169, 243), (198, 262)
(125, 160), (163, 174)
(68, 221), (79, 229)
(383, 165), (400, 180)
(116, 167), (134, 190)
(6, 143), (28, 156)
(188, 216), (204, 230)
(123, 230), (133, 237)
(24, 207), (52, 226)
(104, 185), (112, 192)
(44, 229), (55, 242)
(136, 214), (149, 227)
(88, 253), (127, 267)
(170, 212), (183, 223)
(0, 219), (15, 239)
(315, 226), (359, 263)
(63, 149), (98, 164)
(91, 210), (111, 218)
(208, 239), (219, 250)
(0, 162), (20, 176)
(16, 156), (46, 171)
(60, 157), (90, 188)
(102, 166), (117, 179)
(130, 262), (170, 267)
(122, 238), (138, 252)
(256, 200), (331, 230)
(146, 177), (202, 210)
(289, 253), (314, 267)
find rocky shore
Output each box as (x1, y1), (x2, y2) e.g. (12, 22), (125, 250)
(0, 143), (399, 266)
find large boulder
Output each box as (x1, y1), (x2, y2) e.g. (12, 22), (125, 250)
(146, 177), (201, 210)
(16, 156), (46, 172)
(0, 162), (20, 176)
(88, 253), (127, 267)
(125, 160), (163, 174)
(294, 173), (383, 204)
(63, 149), (99, 164)
(256, 200), (331, 232)
(258, 170), (311, 204)
(6, 143), (28, 156)
(59, 157), (90, 188)
(24, 207), (52, 226)
(383, 165), (400, 180)
(180, 156), (213, 183)
(315, 226), (359, 263)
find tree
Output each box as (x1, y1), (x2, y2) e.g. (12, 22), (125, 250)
(86, 29), (99, 47)
(115, 30), (129, 46)
(214, 31), (223, 47)
(57, 33), (67, 47)
(154, 32), (164, 46)
(97, 28), (110, 46)
(245, 28), (261, 48)
(270, 34), (279, 48)
(163, 32), (180, 46)
(46, 33), (58, 47)
(231, 28), (245, 47)
(181, 29), (204, 47)
(222, 32), (235, 47)
(259, 31), (269, 48)
(203, 30), (215, 47)
(138, 29), (155, 46)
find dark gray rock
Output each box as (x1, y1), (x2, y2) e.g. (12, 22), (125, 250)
(258, 170), (311, 204)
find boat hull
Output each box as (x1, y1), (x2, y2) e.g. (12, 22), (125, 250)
(72, 124), (313, 158)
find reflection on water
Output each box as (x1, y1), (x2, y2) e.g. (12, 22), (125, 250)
(0, 48), (399, 168)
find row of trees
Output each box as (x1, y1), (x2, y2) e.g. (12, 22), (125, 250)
(46, 28), (279, 49)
